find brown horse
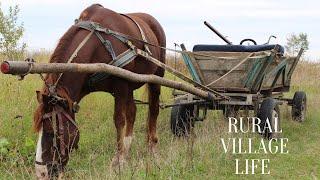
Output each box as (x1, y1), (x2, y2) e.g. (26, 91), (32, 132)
(33, 4), (166, 179)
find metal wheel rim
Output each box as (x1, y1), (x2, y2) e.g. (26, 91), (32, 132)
(300, 99), (306, 121)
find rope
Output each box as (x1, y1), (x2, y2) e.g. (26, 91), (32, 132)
(206, 53), (253, 87)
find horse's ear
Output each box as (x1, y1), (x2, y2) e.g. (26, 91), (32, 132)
(36, 91), (42, 103)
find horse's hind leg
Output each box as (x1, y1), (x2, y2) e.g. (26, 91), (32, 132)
(124, 90), (136, 156)
(111, 86), (128, 168)
(147, 83), (161, 153)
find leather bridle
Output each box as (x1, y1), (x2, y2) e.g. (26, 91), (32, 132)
(35, 92), (79, 167)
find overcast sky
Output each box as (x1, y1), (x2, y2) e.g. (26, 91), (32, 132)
(2, 0), (320, 61)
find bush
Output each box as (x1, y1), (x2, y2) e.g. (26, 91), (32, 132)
(0, 4), (26, 60)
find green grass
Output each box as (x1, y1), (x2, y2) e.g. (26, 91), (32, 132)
(0, 56), (319, 179)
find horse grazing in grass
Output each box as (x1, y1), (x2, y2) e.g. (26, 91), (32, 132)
(33, 4), (166, 179)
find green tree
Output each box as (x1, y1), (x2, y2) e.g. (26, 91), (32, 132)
(285, 33), (309, 56)
(0, 3), (26, 60)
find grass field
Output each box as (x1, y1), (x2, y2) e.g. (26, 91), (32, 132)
(0, 53), (319, 179)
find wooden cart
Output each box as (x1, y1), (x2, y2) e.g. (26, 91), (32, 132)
(170, 45), (306, 138)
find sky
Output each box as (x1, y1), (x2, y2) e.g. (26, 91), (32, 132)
(1, 0), (320, 61)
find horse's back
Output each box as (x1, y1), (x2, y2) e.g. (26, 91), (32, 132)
(81, 5), (166, 62)
(79, 5), (167, 90)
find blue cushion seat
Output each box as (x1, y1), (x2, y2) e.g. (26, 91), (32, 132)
(193, 44), (284, 54)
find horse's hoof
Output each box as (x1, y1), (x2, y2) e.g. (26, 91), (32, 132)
(110, 154), (126, 170)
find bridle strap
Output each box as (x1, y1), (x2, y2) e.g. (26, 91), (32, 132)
(42, 108), (63, 119)
(38, 105), (79, 166)
(52, 108), (58, 149)
(57, 112), (66, 157)
(61, 110), (78, 128)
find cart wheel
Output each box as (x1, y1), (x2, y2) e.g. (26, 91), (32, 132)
(292, 91), (307, 122)
(170, 100), (195, 137)
(257, 98), (281, 139)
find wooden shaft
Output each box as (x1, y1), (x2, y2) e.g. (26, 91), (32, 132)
(1, 61), (217, 101)
(204, 21), (232, 45)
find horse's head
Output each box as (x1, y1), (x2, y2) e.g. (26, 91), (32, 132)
(34, 86), (79, 179)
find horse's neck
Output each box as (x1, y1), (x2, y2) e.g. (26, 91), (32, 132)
(53, 74), (89, 103)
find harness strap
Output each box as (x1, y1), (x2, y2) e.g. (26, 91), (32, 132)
(76, 20), (133, 46)
(94, 31), (117, 60)
(120, 14), (152, 55)
(74, 19), (158, 91)
(54, 30), (94, 87)
(109, 49), (137, 67)
(75, 20), (143, 91)
(87, 49), (137, 88)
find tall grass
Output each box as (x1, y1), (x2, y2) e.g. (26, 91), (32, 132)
(0, 52), (319, 179)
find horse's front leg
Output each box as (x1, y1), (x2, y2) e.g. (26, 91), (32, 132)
(111, 86), (128, 168)
(147, 84), (161, 153)
(124, 90), (136, 156)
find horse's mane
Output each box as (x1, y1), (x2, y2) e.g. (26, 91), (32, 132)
(50, 27), (79, 63)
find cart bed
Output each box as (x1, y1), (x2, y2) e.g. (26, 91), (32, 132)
(185, 48), (300, 93)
